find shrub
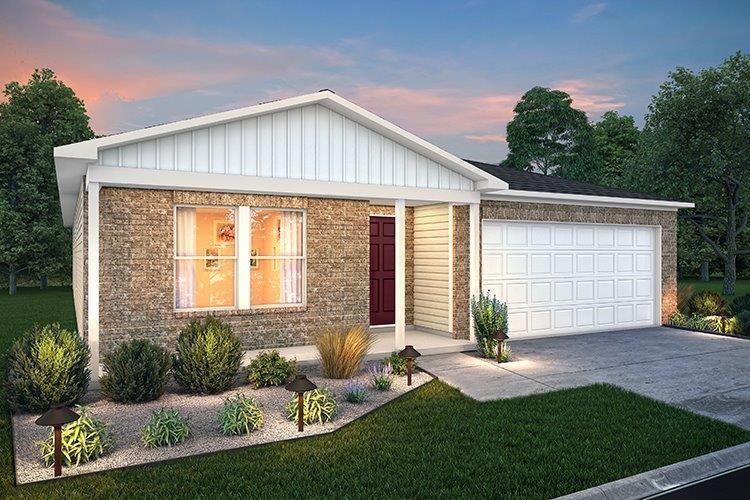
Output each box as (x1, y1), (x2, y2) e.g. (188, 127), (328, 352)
(246, 350), (297, 389)
(286, 388), (337, 424)
(498, 342), (512, 363)
(100, 339), (171, 403)
(735, 310), (750, 337)
(730, 294), (750, 315)
(676, 282), (695, 314)
(688, 290), (727, 317)
(7, 323), (90, 412)
(38, 406), (112, 467)
(471, 292), (509, 359)
(382, 351), (418, 376)
(369, 362), (394, 391)
(315, 325), (374, 379)
(217, 393), (264, 436)
(141, 409), (190, 448)
(343, 381), (368, 404)
(172, 317), (242, 394)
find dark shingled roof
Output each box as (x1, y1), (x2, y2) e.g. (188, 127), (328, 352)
(466, 160), (680, 202)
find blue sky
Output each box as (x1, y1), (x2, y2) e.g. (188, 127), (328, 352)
(1, 0), (748, 161)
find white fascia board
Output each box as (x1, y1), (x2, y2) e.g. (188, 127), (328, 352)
(482, 189), (694, 211)
(86, 165), (481, 204)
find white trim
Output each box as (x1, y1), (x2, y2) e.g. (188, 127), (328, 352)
(237, 206), (251, 309)
(469, 202), (480, 343)
(87, 165), (481, 205)
(656, 225), (663, 325)
(87, 182), (100, 379)
(394, 199), (406, 349)
(482, 189), (693, 211)
(447, 203), (454, 334)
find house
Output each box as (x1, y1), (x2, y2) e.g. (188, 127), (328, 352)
(54, 90), (693, 376)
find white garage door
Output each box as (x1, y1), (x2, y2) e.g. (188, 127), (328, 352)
(482, 220), (659, 338)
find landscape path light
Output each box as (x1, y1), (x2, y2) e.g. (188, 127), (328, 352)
(285, 374), (317, 432)
(35, 405), (80, 477)
(493, 330), (509, 364)
(398, 345), (421, 386)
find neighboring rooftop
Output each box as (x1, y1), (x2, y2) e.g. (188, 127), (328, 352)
(467, 159), (680, 202)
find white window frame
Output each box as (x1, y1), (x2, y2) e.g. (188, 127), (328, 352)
(173, 204), (307, 312)
(173, 204), (238, 312)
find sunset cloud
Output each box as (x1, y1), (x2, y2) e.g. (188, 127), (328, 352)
(555, 79), (625, 114)
(464, 134), (507, 143)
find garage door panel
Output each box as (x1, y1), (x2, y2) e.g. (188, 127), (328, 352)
(482, 220), (658, 338)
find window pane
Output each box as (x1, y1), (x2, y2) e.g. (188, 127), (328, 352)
(176, 259), (235, 309)
(250, 259), (303, 306)
(250, 210), (303, 257)
(176, 207), (235, 257)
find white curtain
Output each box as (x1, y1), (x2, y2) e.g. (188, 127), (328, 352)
(176, 208), (196, 308)
(279, 211), (302, 304)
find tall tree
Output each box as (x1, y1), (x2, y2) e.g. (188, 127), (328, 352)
(592, 111), (639, 188)
(503, 86), (596, 178)
(0, 69), (93, 292)
(633, 52), (750, 295)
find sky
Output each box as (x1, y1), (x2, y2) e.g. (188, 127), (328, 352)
(1, 0), (749, 163)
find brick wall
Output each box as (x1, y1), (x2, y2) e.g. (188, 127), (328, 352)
(98, 188), (370, 353)
(452, 205), (471, 339)
(480, 201), (678, 323)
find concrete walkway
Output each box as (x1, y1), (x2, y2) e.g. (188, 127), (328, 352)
(419, 327), (750, 429)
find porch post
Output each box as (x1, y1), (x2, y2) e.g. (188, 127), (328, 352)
(394, 199), (406, 349)
(87, 181), (101, 379)
(469, 202), (480, 343)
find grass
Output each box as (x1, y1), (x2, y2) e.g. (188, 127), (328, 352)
(678, 278), (750, 300)
(1, 288), (749, 498)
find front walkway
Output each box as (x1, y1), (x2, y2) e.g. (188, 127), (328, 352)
(419, 327), (750, 429)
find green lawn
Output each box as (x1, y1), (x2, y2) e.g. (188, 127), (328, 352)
(679, 278), (750, 300)
(1, 288), (749, 499)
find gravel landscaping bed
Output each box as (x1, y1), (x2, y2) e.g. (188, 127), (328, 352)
(12, 365), (431, 484)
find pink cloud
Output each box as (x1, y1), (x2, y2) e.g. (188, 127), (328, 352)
(555, 79), (625, 113)
(464, 134), (507, 143)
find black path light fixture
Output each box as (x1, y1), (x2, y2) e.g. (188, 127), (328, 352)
(285, 374), (317, 432)
(398, 345), (421, 386)
(493, 330), (509, 364)
(35, 405), (80, 477)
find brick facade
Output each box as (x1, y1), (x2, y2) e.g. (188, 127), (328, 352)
(452, 205), (471, 339)
(98, 187), (370, 352)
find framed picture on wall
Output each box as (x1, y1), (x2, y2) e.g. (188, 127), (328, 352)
(204, 247), (220, 270)
(213, 221), (235, 245)
(250, 249), (259, 269)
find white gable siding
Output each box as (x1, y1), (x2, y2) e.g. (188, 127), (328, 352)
(99, 104), (474, 191)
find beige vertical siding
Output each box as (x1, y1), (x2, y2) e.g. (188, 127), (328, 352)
(72, 181), (85, 336)
(413, 204), (451, 332)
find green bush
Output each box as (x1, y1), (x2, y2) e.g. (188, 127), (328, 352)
(6, 323), (90, 412)
(141, 409), (190, 448)
(735, 310), (750, 337)
(286, 388), (337, 425)
(343, 381), (368, 404)
(382, 351), (418, 376)
(730, 294), (750, 315)
(217, 393), (264, 435)
(38, 406), (113, 467)
(172, 317), (242, 394)
(471, 292), (509, 359)
(100, 339), (171, 403)
(369, 362), (394, 391)
(246, 350), (297, 388)
(688, 290), (727, 316)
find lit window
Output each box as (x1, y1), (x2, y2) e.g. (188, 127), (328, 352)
(174, 207), (236, 309)
(250, 210), (305, 306)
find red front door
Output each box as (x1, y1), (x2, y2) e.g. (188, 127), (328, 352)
(370, 216), (396, 325)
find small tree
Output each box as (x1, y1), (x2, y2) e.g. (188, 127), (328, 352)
(471, 291), (508, 358)
(592, 111), (640, 188)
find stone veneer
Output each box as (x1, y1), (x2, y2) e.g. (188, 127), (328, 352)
(98, 187), (370, 352)
(480, 201), (678, 323)
(452, 205), (471, 340)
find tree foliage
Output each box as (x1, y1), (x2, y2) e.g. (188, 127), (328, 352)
(592, 111), (639, 188)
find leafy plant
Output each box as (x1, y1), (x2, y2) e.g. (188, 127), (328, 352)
(315, 325), (374, 379)
(471, 292), (509, 359)
(141, 409), (190, 448)
(7, 323), (90, 412)
(100, 339), (171, 403)
(383, 351), (417, 376)
(217, 393), (264, 436)
(343, 381), (368, 404)
(286, 388), (337, 425)
(497, 342), (513, 363)
(688, 290), (727, 317)
(246, 350), (297, 389)
(730, 294), (750, 315)
(676, 282), (695, 314)
(369, 362), (394, 391)
(172, 316), (242, 394)
(734, 310), (750, 337)
(668, 312), (721, 333)
(38, 406), (113, 467)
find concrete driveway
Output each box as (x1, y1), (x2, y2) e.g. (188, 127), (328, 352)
(418, 327), (750, 429)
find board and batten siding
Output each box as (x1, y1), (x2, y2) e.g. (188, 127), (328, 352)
(413, 204), (452, 333)
(98, 104), (474, 191)
(72, 180), (86, 336)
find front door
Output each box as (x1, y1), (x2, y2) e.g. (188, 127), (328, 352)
(370, 216), (396, 325)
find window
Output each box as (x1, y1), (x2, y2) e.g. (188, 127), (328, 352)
(174, 206), (305, 310)
(250, 209), (305, 306)
(175, 207), (236, 309)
